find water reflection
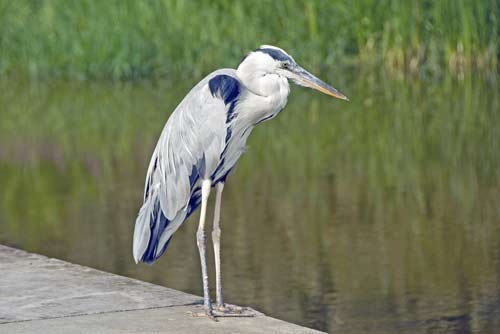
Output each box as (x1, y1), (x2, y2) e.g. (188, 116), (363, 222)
(0, 74), (499, 333)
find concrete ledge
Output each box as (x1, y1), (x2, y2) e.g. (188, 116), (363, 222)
(0, 245), (323, 333)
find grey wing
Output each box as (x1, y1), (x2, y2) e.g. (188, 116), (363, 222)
(133, 69), (239, 264)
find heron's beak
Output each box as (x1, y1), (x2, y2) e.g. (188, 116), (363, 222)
(290, 65), (349, 101)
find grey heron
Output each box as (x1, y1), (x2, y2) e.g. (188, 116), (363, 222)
(133, 45), (348, 318)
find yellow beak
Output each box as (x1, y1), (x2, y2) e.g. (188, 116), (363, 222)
(291, 65), (349, 101)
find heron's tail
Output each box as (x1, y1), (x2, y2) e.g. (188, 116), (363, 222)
(132, 195), (186, 264)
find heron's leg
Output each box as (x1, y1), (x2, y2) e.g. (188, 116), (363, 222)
(208, 183), (255, 317)
(212, 182), (224, 308)
(197, 180), (213, 318)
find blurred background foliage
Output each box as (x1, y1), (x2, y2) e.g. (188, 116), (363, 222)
(0, 0), (499, 80)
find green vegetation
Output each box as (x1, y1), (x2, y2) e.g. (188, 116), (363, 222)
(0, 0), (499, 79)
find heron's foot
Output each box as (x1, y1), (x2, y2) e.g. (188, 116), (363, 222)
(216, 304), (243, 313)
(213, 304), (256, 317)
(188, 308), (218, 322)
(188, 304), (257, 319)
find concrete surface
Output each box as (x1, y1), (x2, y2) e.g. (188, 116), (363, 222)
(0, 245), (323, 333)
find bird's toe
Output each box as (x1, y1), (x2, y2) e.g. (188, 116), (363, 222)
(213, 304), (256, 317)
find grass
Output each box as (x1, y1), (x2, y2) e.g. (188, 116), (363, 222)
(0, 0), (498, 80)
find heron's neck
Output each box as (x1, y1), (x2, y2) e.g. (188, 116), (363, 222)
(236, 68), (290, 122)
(236, 67), (289, 97)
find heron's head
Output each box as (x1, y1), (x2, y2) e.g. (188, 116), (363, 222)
(237, 45), (348, 101)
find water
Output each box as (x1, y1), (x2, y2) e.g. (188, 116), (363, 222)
(0, 72), (499, 333)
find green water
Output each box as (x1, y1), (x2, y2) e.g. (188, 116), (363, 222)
(0, 72), (499, 333)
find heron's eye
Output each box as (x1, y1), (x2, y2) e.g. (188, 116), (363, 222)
(282, 62), (290, 69)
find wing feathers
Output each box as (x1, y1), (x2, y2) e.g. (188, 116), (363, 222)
(133, 69), (239, 264)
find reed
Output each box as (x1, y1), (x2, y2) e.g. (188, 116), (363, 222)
(0, 0), (498, 79)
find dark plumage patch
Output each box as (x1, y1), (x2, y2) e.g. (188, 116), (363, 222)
(187, 188), (202, 218)
(142, 199), (170, 264)
(189, 165), (199, 188)
(211, 155), (234, 184)
(226, 103), (237, 124)
(225, 127), (232, 143)
(208, 75), (240, 105)
(255, 47), (292, 62)
(189, 154), (206, 188)
(211, 157), (225, 181)
(144, 157), (158, 201)
(186, 156), (207, 218)
(217, 168), (233, 184)
(208, 74), (240, 143)
(255, 114), (275, 125)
